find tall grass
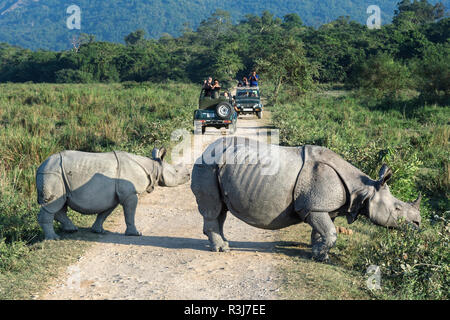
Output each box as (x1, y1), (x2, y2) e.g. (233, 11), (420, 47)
(0, 82), (198, 266)
(272, 91), (449, 299)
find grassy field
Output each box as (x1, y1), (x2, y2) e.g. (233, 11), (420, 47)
(271, 88), (449, 299)
(0, 82), (199, 299)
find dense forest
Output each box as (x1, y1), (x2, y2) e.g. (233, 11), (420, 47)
(0, 0), (448, 50)
(0, 0), (448, 102)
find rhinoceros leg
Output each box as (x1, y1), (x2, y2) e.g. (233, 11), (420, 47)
(311, 229), (322, 247)
(306, 212), (337, 262)
(91, 206), (117, 234)
(218, 209), (229, 244)
(122, 194), (142, 236)
(38, 208), (60, 240)
(192, 165), (229, 252)
(203, 208), (230, 253)
(310, 217), (336, 248)
(54, 207), (78, 233)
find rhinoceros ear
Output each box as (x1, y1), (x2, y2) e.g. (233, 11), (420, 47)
(152, 148), (160, 160)
(152, 147), (167, 161)
(377, 164), (392, 188)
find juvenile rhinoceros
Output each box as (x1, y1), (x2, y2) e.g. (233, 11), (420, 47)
(191, 137), (422, 261)
(36, 148), (190, 240)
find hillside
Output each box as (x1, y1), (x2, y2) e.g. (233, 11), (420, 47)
(0, 0), (448, 50)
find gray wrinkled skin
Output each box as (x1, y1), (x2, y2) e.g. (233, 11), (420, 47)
(36, 148), (190, 240)
(191, 137), (422, 261)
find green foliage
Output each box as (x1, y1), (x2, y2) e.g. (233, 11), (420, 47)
(124, 29), (147, 46)
(0, 238), (29, 272)
(256, 38), (318, 101)
(410, 42), (450, 102)
(379, 146), (423, 200)
(354, 218), (449, 300)
(394, 0), (446, 25)
(349, 53), (413, 99)
(55, 69), (93, 83)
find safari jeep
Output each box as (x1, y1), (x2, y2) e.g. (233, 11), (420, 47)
(193, 87), (237, 135)
(233, 87), (263, 119)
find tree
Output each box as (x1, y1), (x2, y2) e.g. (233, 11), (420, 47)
(282, 13), (304, 30)
(349, 53), (413, 99)
(196, 10), (232, 43)
(124, 29), (146, 46)
(411, 42), (450, 101)
(210, 42), (244, 81)
(394, 0), (446, 25)
(256, 38), (318, 102)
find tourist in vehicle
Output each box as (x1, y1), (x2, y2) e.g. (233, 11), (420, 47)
(203, 77), (213, 97)
(212, 79), (221, 99)
(242, 77), (249, 87)
(249, 71), (259, 87)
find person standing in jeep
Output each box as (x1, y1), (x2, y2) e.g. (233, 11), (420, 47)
(211, 79), (221, 99)
(249, 71), (259, 87)
(203, 77), (214, 97)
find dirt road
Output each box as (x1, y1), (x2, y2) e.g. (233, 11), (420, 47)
(42, 113), (291, 300)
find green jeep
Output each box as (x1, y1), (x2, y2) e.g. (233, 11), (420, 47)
(233, 87), (263, 119)
(193, 86), (238, 135)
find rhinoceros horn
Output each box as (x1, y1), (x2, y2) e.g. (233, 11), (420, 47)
(411, 193), (422, 210)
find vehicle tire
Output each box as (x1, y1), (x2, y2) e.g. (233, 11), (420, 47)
(215, 102), (232, 119)
(257, 111), (263, 119)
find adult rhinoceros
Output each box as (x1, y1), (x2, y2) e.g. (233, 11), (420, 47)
(191, 137), (422, 261)
(36, 148), (190, 240)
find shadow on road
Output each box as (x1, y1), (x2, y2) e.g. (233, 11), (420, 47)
(62, 227), (312, 258)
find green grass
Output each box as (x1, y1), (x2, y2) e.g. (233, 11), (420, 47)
(271, 90), (449, 299)
(0, 82), (199, 299)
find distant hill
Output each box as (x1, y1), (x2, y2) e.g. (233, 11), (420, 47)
(0, 0), (448, 50)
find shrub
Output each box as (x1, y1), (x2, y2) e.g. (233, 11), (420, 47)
(411, 43), (450, 103)
(348, 53), (413, 99)
(354, 218), (449, 300)
(0, 238), (30, 272)
(55, 69), (93, 83)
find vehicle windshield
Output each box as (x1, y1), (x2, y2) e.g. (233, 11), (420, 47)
(236, 90), (259, 98)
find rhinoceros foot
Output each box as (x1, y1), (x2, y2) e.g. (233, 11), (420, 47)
(44, 233), (61, 241)
(91, 227), (107, 234)
(312, 245), (330, 262)
(211, 241), (230, 252)
(62, 226), (79, 234)
(125, 228), (142, 237)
